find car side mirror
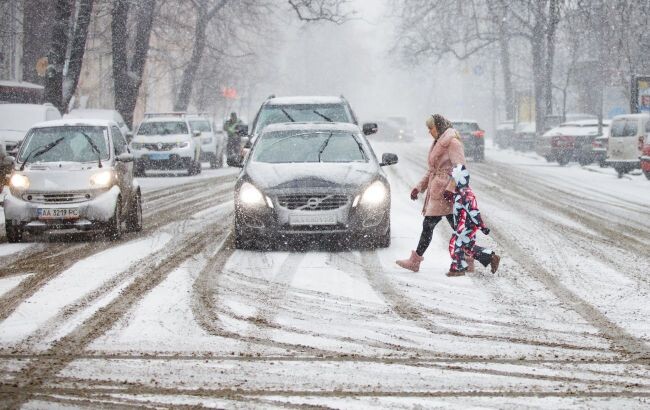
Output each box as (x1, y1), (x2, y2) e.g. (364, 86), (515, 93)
(363, 123), (378, 135)
(116, 152), (134, 163)
(380, 153), (398, 166)
(193, 130), (202, 137)
(2, 156), (15, 166)
(125, 131), (133, 142)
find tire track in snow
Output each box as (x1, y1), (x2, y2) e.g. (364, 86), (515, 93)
(0, 215), (233, 408)
(0, 181), (234, 324)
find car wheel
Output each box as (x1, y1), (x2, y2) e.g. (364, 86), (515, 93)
(126, 192), (143, 232)
(5, 221), (23, 243)
(578, 156), (592, 166)
(104, 199), (122, 240)
(644, 170), (650, 180)
(187, 159), (195, 176)
(195, 160), (202, 174)
(557, 154), (570, 166)
(615, 166), (625, 178)
(234, 223), (255, 250)
(544, 156), (553, 162)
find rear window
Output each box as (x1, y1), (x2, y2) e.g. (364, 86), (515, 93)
(255, 104), (352, 134)
(611, 120), (637, 137)
(453, 122), (479, 133)
(137, 121), (188, 136)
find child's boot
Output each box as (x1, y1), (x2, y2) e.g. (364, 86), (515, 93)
(396, 251), (424, 272)
(490, 253), (501, 274)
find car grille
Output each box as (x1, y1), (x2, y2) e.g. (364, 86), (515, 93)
(144, 143), (176, 151)
(277, 194), (348, 211)
(23, 192), (90, 204)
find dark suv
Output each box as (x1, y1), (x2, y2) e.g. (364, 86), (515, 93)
(452, 120), (485, 160)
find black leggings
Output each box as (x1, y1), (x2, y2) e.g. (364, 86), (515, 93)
(416, 214), (454, 256)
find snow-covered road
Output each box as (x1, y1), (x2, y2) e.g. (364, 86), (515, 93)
(0, 142), (649, 409)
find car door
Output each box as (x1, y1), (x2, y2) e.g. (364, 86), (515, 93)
(111, 126), (133, 204)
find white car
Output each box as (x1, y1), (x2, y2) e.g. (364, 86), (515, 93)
(0, 103), (61, 155)
(64, 109), (130, 140)
(606, 113), (650, 177)
(187, 114), (224, 168)
(129, 113), (202, 176)
(3, 119), (142, 242)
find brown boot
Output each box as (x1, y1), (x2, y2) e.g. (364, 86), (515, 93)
(396, 251), (424, 272)
(446, 269), (466, 277)
(466, 256), (475, 272)
(490, 253), (501, 274)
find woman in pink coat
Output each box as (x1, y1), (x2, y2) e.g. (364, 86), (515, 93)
(396, 114), (467, 274)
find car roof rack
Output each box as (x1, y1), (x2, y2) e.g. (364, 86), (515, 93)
(143, 111), (187, 118)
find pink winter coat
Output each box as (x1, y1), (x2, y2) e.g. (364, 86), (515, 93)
(415, 128), (466, 216)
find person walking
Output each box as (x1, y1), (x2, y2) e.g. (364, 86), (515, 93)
(396, 114), (468, 273)
(446, 164), (500, 276)
(224, 112), (242, 166)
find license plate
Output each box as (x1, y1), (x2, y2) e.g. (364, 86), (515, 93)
(290, 213), (337, 226)
(38, 208), (80, 220)
(149, 153), (170, 160)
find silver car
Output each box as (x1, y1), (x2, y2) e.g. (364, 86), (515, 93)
(3, 119), (142, 242)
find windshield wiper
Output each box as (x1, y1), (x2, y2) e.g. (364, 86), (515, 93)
(317, 132), (334, 162)
(280, 108), (295, 122)
(20, 137), (66, 171)
(313, 110), (333, 122)
(80, 131), (103, 168)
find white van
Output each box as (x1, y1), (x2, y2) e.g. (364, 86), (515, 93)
(606, 113), (650, 177)
(0, 103), (62, 154)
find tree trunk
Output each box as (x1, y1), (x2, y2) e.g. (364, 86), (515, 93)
(62, 0), (95, 110)
(112, 0), (156, 128)
(498, 35), (514, 120)
(543, 0), (560, 117)
(531, 25), (546, 133)
(45, 0), (73, 113)
(174, 17), (208, 111)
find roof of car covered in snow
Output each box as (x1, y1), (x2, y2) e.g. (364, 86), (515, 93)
(265, 96), (345, 105)
(559, 119), (611, 127)
(261, 122), (360, 133)
(30, 118), (117, 129)
(450, 119), (479, 124)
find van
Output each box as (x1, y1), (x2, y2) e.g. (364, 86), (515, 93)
(606, 113), (649, 177)
(0, 103), (62, 155)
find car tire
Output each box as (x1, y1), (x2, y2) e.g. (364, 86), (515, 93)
(615, 166), (625, 178)
(644, 170), (650, 180)
(104, 199), (122, 240)
(578, 156), (592, 166)
(195, 160), (202, 174)
(187, 159), (195, 176)
(544, 156), (553, 162)
(557, 154), (570, 166)
(5, 221), (23, 243)
(126, 192), (143, 232)
(234, 223), (255, 250)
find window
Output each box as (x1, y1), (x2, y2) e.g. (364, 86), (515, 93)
(189, 120), (212, 132)
(255, 104), (352, 134)
(19, 126), (109, 163)
(137, 121), (188, 135)
(611, 120), (637, 137)
(112, 126), (127, 154)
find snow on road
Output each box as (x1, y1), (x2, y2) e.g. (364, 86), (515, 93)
(0, 143), (649, 408)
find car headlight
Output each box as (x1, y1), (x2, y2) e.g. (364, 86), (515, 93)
(361, 181), (388, 206)
(9, 174), (29, 190)
(90, 170), (115, 188)
(239, 182), (268, 207)
(178, 141), (191, 148)
(201, 137), (213, 144)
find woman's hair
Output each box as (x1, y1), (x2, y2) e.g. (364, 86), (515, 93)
(425, 114), (452, 135)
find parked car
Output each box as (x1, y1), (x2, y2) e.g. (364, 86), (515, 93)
(590, 132), (610, 168)
(233, 122), (397, 249)
(451, 120), (485, 160)
(0, 143), (14, 187)
(187, 114), (224, 169)
(495, 120), (514, 148)
(536, 120), (610, 166)
(543, 113), (598, 133)
(64, 109), (130, 140)
(0, 103), (61, 155)
(129, 113), (202, 176)
(3, 119), (142, 242)
(512, 122), (536, 151)
(241, 95), (378, 164)
(606, 113), (649, 177)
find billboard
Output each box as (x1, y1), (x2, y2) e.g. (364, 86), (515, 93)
(631, 76), (650, 113)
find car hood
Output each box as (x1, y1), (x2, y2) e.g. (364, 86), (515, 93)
(18, 162), (108, 192)
(133, 134), (191, 144)
(0, 130), (27, 143)
(245, 162), (378, 190)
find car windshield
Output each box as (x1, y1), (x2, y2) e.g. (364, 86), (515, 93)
(18, 126), (109, 163)
(453, 122), (479, 133)
(189, 120), (211, 132)
(255, 104), (351, 132)
(610, 119), (637, 137)
(137, 121), (188, 135)
(252, 131), (367, 164)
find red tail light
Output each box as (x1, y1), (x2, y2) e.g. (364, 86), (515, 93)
(591, 140), (602, 149)
(552, 135), (574, 148)
(472, 130), (485, 138)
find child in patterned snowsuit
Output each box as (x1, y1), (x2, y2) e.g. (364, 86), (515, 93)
(446, 164), (500, 276)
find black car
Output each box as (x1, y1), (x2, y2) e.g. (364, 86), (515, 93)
(233, 122), (398, 249)
(452, 120), (485, 160)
